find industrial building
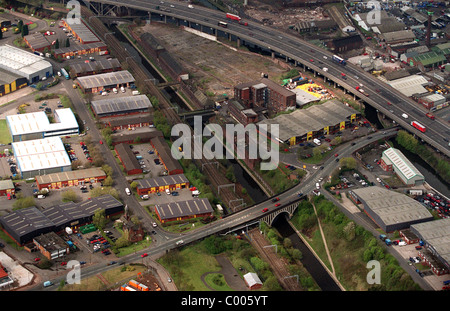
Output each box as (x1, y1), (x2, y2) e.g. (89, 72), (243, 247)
(23, 33), (52, 53)
(111, 129), (163, 146)
(53, 41), (108, 59)
(0, 179), (15, 197)
(0, 195), (123, 246)
(380, 148), (425, 186)
(410, 219), (450, 276)
(0, 45), (53, 84)
(154, 198), (213, 224)
(106, 114), (153, 130)
(76, 70), (135, 93)
(11, 137), (72, 179)
(91, 95), (152, 118)
(114, 143), (143, 175)
(61, 18), (100, 44)
(234, 78), (296, 115)
(69, 58), (121, 77)
(387, 74), (429, 97)
(136, 174), (190, 196)
(6, 108), (79, 142)
(150, 136), (183, 175)
(258, 99), (360, 145)
(0, 68), (28, 97)
(33, 232), (69, 260)
(348, 186), (433, 233)
(35, 167), (107, 190)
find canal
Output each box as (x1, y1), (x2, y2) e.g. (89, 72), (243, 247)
(111, 23), (269, 204)
(273, 216), (342, 291)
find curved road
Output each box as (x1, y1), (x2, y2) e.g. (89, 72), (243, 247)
(32, 128), (399, 290)
(87, 0), (449, 156)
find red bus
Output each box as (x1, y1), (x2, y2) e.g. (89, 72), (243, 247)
(226, 13), (241, 21)
(411, 121), (426, 133)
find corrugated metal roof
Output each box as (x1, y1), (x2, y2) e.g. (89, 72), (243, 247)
(76, 70), (135, 89)
(382, 147), (423, 181)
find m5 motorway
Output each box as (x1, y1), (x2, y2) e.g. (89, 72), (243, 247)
(87, 0), (450, 156)
(35, 128), (398, 290)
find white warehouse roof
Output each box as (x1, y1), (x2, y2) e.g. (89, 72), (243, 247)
(0, 45), (52, 79)
(387, 75), (428, 97)
(382, 148), (424, 182)
(12, 137), (71, 173)
(6, 108), (78, 137)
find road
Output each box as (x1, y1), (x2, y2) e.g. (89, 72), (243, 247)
(32, 128), (398, 290)
(86, 0), (449, 156)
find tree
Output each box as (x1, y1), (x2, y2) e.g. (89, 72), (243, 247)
(13, 195), (35, 209)
(18, 20), (23, 32)
(61, 189), (79, 203)
(103, 176), (114, 187)
(130, 181), (138, 190)
(92, 208), (107, 230)
(21, 24), (29, 37)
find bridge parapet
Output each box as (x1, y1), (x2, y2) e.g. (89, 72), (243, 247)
(260, 196), (305, 227)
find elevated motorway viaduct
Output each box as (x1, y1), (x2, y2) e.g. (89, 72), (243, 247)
(34, 130), (398, 290)
(84, 0), (450, 157)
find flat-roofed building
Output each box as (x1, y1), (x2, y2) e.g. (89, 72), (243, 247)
(111, 129), (163, 146)
(0, 45), (53, 84)
(35, 167), (106, 190)
(136, 174), (189, 195)
(114, 143), (142, 175)
(76, 70), (135, 93)
(234, 78), (296, 115)
(11, 137), (72, 179)
(33, 232), (69, 260)
(154, 198), (213, 223)
(348, 186), (433, 232)
(380, 147), (424, 186)
(410, 219), (450, 275)
(6, 108), (79, 142)
(91, 95), (152, 118)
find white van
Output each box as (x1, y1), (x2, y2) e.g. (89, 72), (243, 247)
(316, 182), (320, 189)
(132, 90), (140, 96)
(113, 88), (118, 94)
(402, 113), (408, 119)
(120, 86), (125, 93)
(125, 188), (131, 196)
(165, 189), (171, 195)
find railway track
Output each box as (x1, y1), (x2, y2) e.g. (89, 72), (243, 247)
(250, 228), (303, 291)
(83, 8), (242, 210)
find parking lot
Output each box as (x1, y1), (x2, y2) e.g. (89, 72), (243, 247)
(124, 143), (169, 180)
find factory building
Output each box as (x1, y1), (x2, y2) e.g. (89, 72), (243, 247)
(11, 137), (72, 179)
(348, 186), (433, 233)
(90, 95), (152, 118)
(136, 174), (189, 196)
(0, 45), (53, 84)
(380, 148), (425, 186)
(35, 167), (106, 190)
(410, 219), (450, 276)
(150, 136), (183, 175)
(6, 108), (79, 142)
(0, 195), (123, 246)
(154, 198), (213, 224)
(258, 99), (360, 146)
(75, 70), (135, 94)
(114, 143), (143, 176)
(234, 78), (296, 115)
(0, 180), (15, 197)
